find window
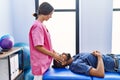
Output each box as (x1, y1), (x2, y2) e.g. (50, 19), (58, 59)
(39, 0), (75, 9)
(35, 0), (79, 56)
(112, 0), (120, 53)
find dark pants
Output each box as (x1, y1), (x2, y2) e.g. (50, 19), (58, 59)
(107, 54), (120, 72)
(116, 54), (120, 72)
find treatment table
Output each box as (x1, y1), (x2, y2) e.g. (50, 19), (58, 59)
(42, 68), (120, 80)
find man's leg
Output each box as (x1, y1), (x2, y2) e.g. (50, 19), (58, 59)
(115, 55), (120, 72)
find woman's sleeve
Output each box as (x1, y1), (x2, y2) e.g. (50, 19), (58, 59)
(31, 26), (44, 47)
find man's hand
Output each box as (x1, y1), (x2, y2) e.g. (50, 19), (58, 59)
(92, 51), (102, 57)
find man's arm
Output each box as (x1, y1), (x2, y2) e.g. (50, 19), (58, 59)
(89, 51), (105, 77)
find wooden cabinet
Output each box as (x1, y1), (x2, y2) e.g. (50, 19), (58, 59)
(0, 47), (24, 80)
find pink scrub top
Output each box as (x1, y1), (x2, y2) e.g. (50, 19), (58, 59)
(29, 20), (53, 75)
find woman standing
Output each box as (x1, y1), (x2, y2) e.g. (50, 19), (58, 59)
(29, 2), (63, 80)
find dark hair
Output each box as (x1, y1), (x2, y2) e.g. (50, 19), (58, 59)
(33, 2), (54, 18)
(52, 53), (71, 68)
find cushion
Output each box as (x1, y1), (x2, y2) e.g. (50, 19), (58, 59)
(93, 72), (120, 80)
(43, 68), (92, 80)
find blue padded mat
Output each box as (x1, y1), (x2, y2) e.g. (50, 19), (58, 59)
(43, 68), (92, 80)
(93, 72), (120, 80)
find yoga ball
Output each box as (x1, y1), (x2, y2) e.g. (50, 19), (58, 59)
(24, 68), (34, 80)
(14, 42), (30, 70)
(1, 34), (13, 39)
(0, 34), (14, 51)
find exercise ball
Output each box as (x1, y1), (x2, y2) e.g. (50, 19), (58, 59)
(1, 34), (12, 39)
(0, 34), (14, 51)
(24, 68), (34, 80)
(14, 42), (30, 70)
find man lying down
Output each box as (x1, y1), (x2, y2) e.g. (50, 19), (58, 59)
(52, 51), (120, 78)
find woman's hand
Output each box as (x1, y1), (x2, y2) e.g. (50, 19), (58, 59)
(61, 61), (67, 66)
(53, 52), (64, 63)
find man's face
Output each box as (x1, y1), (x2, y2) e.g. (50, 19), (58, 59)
(44, 11), (53, 21)
(60, 53), (68, 62)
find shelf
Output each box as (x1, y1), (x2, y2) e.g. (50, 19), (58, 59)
(0, 47), (23, 58)
(14, 70), (23, 80)
(0, 47), (24, 80)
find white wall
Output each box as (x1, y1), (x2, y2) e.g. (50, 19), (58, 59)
(0, 0), (113, 54)
(11, 0), (35, 44)
(80, 0), (113, 54)
(0, 0), (13, 37)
